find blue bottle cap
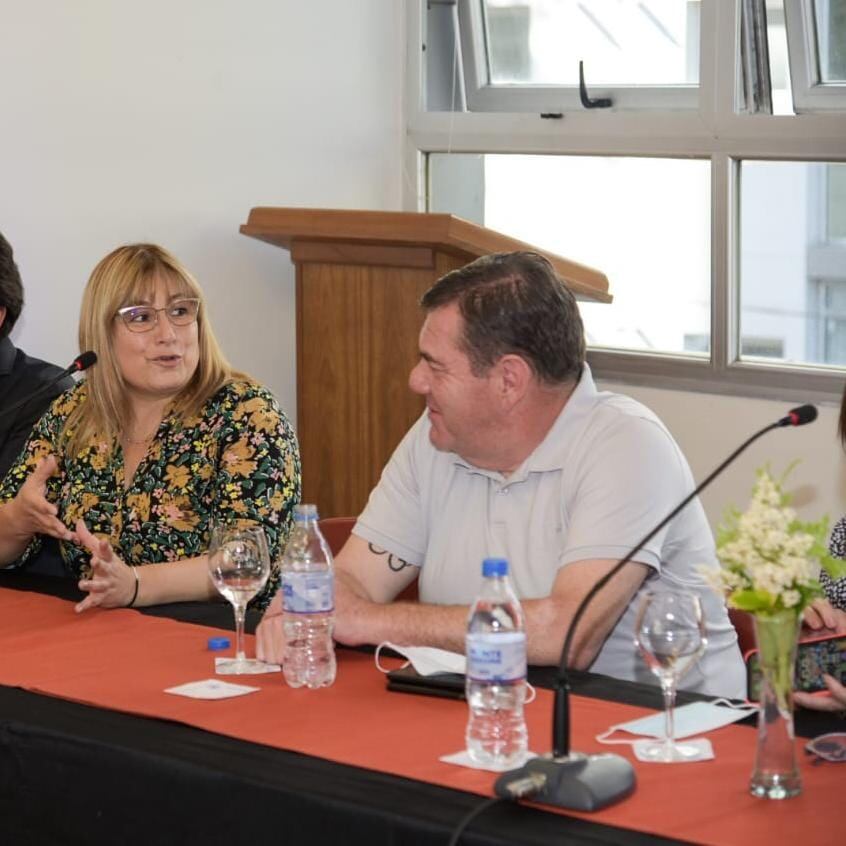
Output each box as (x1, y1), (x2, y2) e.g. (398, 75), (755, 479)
(207, 636), (231, 651)
(482, 557), (508, 577)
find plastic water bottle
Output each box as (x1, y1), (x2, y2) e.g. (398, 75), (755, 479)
(280, 504), (336, 688)
(465, 558), (528, 768)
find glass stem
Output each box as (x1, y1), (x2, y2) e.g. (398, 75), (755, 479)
(233, 604), (247, 662)
(661, 675), (677, 754)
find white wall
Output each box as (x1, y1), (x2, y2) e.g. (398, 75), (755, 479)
(1, 0), (405, 422)
(602, 380), (846, 531)
(4, 0), (843, 533)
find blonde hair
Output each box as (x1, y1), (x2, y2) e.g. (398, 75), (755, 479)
(65, 243), (241, 456)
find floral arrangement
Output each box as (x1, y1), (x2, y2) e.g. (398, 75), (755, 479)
(708, 466), (846, 616)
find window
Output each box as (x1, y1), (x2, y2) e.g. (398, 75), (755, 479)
(409, 1), (846, 402)
(458, 0), (701, 111)
(430, 153), (711, 356)
(786, 0), (846, 111)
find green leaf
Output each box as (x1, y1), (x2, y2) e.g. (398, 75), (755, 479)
(729, 589), (776, 613)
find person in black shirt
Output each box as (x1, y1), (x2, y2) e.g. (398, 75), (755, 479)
(0, 231), (73, 479)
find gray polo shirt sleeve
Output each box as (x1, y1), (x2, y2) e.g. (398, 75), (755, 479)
(558, 408), (696, 573)
(352, 415), (427, 567)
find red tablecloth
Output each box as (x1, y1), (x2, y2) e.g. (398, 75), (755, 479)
(0, 588), (839, 846)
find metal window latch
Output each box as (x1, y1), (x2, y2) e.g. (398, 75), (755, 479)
(578, 60), (613, 109)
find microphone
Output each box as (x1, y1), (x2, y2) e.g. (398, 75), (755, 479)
(494, 405), (818, 811)
(0, 351), (97, 423)
(68, 351), (97, 374)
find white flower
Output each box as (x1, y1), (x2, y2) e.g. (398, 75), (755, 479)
(714, 467), (827, 614)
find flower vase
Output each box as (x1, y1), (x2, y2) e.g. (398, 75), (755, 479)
(749, 610), (802, 799)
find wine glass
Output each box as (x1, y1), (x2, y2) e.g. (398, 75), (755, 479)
(635, 590), (707, 762)
(207, 524), (270, 674)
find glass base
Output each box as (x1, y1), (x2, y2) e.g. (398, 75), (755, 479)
(215, 658), (276, 675)
(636, 739), (706, 763)
(749, 772), (802, 800)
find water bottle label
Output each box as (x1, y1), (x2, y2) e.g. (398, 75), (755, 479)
(466, 632), (527, 682)
(281, 571), (334, 614)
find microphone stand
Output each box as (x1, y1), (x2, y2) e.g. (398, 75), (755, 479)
(495, 407), (815, 811)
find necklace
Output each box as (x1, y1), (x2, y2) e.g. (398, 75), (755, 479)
(122, 429), (157, 446)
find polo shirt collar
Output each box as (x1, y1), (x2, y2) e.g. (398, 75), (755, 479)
(0, 336), (16, 376)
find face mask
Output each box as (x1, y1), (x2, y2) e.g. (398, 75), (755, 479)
(375, 642), (466, 676)
(596, 699), (756, 744)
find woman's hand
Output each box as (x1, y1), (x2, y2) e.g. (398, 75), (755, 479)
(803, 598), (846, 634)
(8, 456), (75, 543)
(74, 519), (137, 612)
(794, 674), (846, 713)
(803, 598), (844, 632)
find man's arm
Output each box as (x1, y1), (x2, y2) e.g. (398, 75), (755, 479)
(333, 534), (649, 667)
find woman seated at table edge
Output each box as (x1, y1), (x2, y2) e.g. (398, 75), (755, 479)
(0, 243), (300, 613)
(797, 380), (846, 714)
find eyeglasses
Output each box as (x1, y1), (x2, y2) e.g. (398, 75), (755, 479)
(116, 298), (200, 333)
(805, 732), (846, 764)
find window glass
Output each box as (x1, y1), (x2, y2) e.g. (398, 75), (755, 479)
(483, 0), (700, 86)
(815, 0), (846, 83)
(429, 153), (711, 356)
(740, 161), (846, 366)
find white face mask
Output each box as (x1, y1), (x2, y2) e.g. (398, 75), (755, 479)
(596, 699), (756, 744)
(374, 642), (467, 676)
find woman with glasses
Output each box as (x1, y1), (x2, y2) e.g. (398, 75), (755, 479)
(0, 243), (300, 611)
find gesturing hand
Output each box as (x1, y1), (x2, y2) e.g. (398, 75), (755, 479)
(10, 455), (75, 543)
(74, 519), (137, 613)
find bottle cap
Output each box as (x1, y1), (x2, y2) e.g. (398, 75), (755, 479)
(482, 557), (508, 577)
(294, 503), (320, 522)
(207, 636), (231, 651)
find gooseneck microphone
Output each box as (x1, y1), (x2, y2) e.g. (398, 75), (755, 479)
(0, 351), (97, 423)
(494, 405), (818, 812)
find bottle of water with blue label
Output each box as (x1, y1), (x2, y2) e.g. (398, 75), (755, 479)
(465, 557), (528, 768)
(280, 504), (336, 689)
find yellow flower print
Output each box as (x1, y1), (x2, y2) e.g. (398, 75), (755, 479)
(222, 438), (257, 477)
(89, 444), (110, 472)
(165, 464), (191, 489)
(126, 492), (151, 522)
(234, 397), (267, 419)
(250, 407), (280, 433)
(196, 463), (213, 481)
(159, 494), (200, 532)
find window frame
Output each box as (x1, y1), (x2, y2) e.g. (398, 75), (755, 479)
(405, 0), (846, 405)
(785, 0), (846, 113)
(457, 0), (700, 113)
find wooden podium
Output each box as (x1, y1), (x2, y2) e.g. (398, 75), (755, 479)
(240, 207), (610, 519)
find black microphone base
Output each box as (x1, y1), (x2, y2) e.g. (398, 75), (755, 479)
(494, 752), (635, 811)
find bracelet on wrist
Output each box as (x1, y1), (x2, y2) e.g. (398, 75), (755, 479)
(127, 566), (140, 608)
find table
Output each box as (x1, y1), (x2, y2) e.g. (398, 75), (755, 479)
(0, 572), (839, 846)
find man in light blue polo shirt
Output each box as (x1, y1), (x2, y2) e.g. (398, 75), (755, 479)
(258, 251), (745, 697)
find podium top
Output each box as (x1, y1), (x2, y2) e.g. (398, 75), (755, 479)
(240, 207), (611, 303)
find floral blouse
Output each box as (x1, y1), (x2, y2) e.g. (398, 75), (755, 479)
(0, 379), (301, 609)
(825, 516), (846, 611)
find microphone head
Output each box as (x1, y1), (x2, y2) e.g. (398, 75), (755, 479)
(72, 351), (98, 372)
(779, 404), (817, 427)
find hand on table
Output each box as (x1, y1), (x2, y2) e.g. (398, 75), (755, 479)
(74, 519), (137, 612)
(794, 675), (846, 713)
(256, 589), (284, 664)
